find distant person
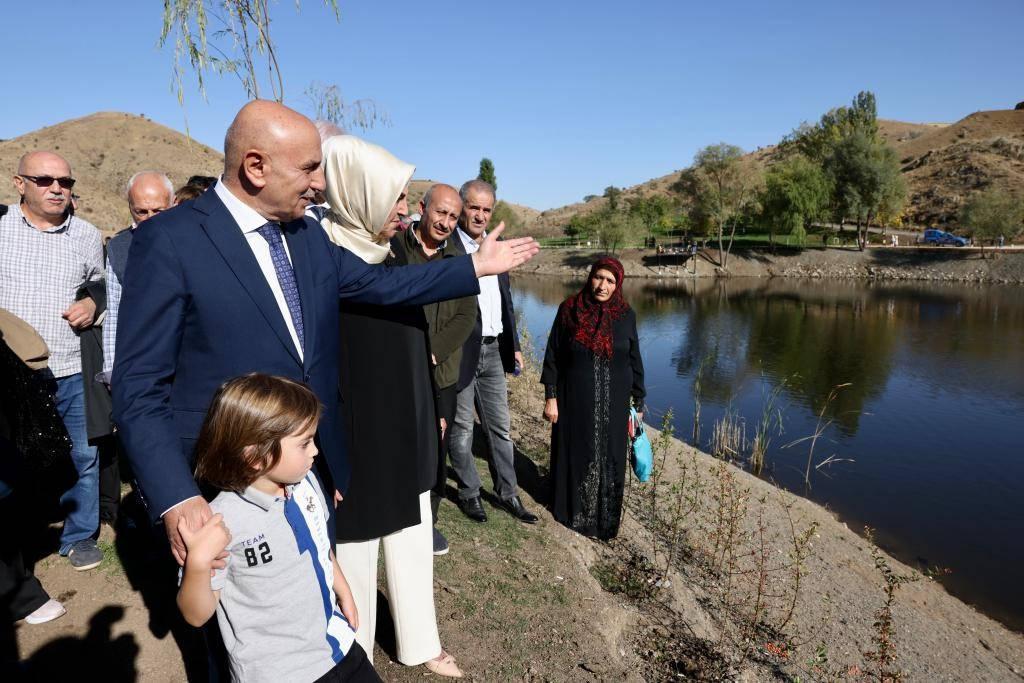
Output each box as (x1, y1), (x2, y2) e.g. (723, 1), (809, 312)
(0, 151), (105, 570)
(319, 136), (463, 678)
(173, 184), (203, 205)
(310, 120), (345, 211)
(391, 184), (478, 556)
(185, 175), (217, 191)
(102, 171), (175, 384)
(178, 373), (380, 682)
(448, 180), (538, 526)
(999, 234), (1005, 248)
(541, 256), (645, 540)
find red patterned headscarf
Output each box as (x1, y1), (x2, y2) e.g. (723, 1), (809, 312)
(558, 257), (630, 359)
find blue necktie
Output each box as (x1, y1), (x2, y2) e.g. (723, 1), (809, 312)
(256, 223), (305, 352)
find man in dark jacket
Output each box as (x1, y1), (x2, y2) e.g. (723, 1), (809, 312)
(448, 180), (537, 525)
(391, 184), (477, 555)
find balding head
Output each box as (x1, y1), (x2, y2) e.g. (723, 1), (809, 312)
(222, 100), (326, 222)
(17, 151), (71, 177)
(126, 171), (174, 225)
(14, 151), (74, 228)
(421, 183), (461, 212)
(418, 183), (462, 249)
(313, 119), (345, 143)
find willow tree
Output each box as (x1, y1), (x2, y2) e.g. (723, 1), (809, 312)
(160, 0), (385, 130)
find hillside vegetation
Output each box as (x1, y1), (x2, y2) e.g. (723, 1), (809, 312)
(526, 109), (1024, 238)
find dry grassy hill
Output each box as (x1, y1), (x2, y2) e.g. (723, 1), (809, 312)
(0, 112), (223, 235)
(893, 109), (1024, 224)
(529, 109), (1024, 236)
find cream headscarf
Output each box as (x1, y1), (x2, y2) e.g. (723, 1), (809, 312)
(319, 135), (416, 264)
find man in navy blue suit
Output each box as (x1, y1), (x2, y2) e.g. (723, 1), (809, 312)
(111, 100), (538, 567)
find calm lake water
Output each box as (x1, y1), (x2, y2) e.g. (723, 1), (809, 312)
(511, 275), (1024, 631)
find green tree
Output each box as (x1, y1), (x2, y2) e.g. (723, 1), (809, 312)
(490, 200), (523, 234)
(677, 143), (760, 269)
(603, 186), (622, 210)
(760, 156), (831, 245)
(627, 195), (676, 246)
(960, 188), (1024, 253)
(160, 1), (384, 131)
(783, 90), (880, 161)
(823, 131), (906, 250)
(477, 158), (497, 192)
(564, 213), (594, 242)
(595, 210), (640, 253)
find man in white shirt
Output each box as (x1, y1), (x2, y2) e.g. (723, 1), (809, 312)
(448, 180), (537, 525)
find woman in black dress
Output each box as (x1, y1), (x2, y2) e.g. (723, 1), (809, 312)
(541, 257), (645, 540)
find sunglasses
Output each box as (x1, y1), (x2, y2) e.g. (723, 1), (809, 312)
(19, 174), (76, 190)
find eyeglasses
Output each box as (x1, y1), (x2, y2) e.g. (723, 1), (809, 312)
(19, 174), (76, 190)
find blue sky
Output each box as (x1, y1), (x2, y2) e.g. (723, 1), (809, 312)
(4, 1), (1022, 209)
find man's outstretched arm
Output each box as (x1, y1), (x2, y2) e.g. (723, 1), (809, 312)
(328, 222), (539, 306)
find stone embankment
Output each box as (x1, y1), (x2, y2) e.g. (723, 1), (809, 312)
(524, 246), (1024, 284)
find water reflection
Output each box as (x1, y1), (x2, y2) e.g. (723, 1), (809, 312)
(512, 275), (1024, 631)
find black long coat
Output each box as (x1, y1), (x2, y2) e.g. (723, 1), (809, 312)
(540, 306), (645, 540)
(334, 255), (439, 542)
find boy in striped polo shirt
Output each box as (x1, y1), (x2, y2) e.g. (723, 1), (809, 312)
(177, 374), (381, 682)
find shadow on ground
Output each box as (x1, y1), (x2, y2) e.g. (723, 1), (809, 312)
(112, 496), (211, 681)
(15, 606), (139, 682)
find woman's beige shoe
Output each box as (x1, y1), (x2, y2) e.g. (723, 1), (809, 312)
(424, 650), (463, 678)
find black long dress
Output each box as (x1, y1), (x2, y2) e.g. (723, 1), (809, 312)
(541, 306), (645, 540)
(334, 257), (439, 542)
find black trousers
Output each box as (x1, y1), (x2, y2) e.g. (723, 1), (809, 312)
(314, 643), (382, 683)
(0, 493), (49, 623)
(97, 435), (121, 524)
(431, 384), (459, 524)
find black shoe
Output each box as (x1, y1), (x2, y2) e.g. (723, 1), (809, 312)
(500, 495), (538, 524)
(458, 496), (487, 523)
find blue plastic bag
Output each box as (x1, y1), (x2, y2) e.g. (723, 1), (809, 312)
(629, 407), (653, 482)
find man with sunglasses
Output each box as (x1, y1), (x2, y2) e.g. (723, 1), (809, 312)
(0, 151), (105, 571)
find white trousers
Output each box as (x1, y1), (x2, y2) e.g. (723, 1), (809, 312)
(334, 491), (441, 665)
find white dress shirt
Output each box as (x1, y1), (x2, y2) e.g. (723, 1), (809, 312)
(215, 180), (304, 360)
(457, 227), (502, 337)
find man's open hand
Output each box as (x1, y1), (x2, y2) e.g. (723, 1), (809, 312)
(471, 222), (539, 277)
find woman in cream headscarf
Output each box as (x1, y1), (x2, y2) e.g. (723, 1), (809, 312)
(320, 135), (463, 678)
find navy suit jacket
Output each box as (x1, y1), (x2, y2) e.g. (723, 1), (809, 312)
(111, 189), (479, 521)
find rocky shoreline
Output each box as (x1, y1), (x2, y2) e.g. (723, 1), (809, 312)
(523, 246), (1024, 284)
